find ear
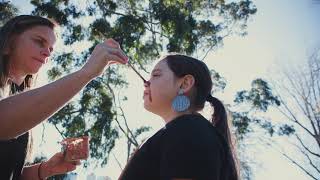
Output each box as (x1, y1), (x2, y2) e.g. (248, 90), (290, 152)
(180, 74), (195, 93)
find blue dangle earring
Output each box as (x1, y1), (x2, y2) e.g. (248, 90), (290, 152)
(172, 88), (190, 112)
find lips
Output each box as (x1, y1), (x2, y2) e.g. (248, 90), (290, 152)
(33, 57), (45, 64)
(143, 90), (152, 102)
(143, 91), (149, 97)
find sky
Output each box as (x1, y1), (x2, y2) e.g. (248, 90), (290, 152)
(11, 0), (320, 179)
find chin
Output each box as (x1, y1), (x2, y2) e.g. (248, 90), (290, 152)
(28, 67), (41, 74)
(143, 103), (154, 113)
(143, 103), (150, 111)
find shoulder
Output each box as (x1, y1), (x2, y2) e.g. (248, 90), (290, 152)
(159, 115), (225, 179)
(165, 114), (211, 130)
(162, 114), (224, 152)
(164, 114), (220, 141)
(0, 85), (10, 100)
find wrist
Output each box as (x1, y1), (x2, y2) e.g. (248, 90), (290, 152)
(38, 161), (49, 179)
(78, 67), (96, 82)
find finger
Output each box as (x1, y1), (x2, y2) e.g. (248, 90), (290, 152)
(52, 151), (64, 161)
(56, 151), (64, 157)
(110, 49), (128, 63)
(65, 163), (77, 172)
(106, 48), (128, 63)
(106, 54), (128, 65)
(69, 164), (77, 171)
(107, 61), (118, 65)
(104, 38), (120, 48)
(72, 160), (81, 166)
(101, 43), (128, 62)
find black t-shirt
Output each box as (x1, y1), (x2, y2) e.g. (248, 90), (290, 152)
(120, 114), (228, 180)
(0, 132), (29, 180)
(0, 82), (29, 180)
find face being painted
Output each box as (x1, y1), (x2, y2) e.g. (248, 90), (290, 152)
(143, 59), (182, 116)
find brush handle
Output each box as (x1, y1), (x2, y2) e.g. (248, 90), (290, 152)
(127, 62), (147, 83)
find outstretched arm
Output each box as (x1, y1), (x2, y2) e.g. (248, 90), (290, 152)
(0, 39), (128, 140)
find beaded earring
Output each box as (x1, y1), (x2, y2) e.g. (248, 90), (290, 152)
(172, 88), (190, 112)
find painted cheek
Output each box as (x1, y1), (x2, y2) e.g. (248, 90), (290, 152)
(148, 82), (153, 102)
(149, 91), (152, 102)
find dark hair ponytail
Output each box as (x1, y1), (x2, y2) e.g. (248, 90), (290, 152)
(206, 95), (230, 142)
(164, 53), (239, 180)
(206, 94), (239, 180)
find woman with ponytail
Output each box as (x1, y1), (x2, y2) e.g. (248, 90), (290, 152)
(120, 54), (239, 180)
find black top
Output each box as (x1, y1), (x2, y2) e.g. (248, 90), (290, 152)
(0, 82), (29, 180)
(0, 133), (29, 180)
(120, 114), (229, 180)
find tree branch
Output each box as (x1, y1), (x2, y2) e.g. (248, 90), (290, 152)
(308, 54), (320, 135)
(295, 134), (320, 158)
(201, 29), (232, 61)
(281, 152), (318, 180)
(99, 75), (139, 147)
(299, 73), (319, 140)
(111, 152), (123, 171)
(144, 25), (170, 39)
(284, 73), (318, 136)
(116, 90), (139, 147)
(40, 122), (46, 145)
(277, 96), (315, 137)
(297, 145), (320, 174)
(53, 124), (65, 139)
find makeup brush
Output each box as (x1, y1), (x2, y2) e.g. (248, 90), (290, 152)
(127, 61), (147, 83)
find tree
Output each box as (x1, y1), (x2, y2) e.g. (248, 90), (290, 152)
(29, 0), (256, 165)
(1, 0), (257, 178)
(234, 50), (320, 180)
(0, 1), (18, 26)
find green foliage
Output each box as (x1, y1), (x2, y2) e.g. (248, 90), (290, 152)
(234, 78), (280, 112)
(232, 79), (281, 138)
(133, 126), (151, 138)
(0, 1), (18, 26)
(231, 112), (252, 139)
(233, 78), (298, 138)
(210, 69), (227, 93)
(278, 124), (295, 136)
(4, 0), (256, 167)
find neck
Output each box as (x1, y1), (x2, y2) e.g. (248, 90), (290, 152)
(8, 66), (26, 85)
(161, 109), (195, 124)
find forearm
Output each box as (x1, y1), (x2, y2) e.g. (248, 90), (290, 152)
(0, 69), (93, 140)
(20, 163), (41, 180)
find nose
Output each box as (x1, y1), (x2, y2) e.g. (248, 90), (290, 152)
(40, 48), (51, 58)
(144, 81), (150, 88)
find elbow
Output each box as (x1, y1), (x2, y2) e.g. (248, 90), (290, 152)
(0, 128), (19, 140)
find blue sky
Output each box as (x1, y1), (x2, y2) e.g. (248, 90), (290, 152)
(11, 0), (320, 179)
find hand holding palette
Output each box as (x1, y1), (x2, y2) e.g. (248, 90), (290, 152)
(61, 136), (89, 161)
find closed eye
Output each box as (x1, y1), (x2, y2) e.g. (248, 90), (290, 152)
(34, 38), (45, 47)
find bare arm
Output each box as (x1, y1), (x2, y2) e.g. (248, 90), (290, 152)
(20, 152), (80, 180)
(20, 163), (41, 180)
(0, 39), (128, 140)
(0, 69), (92, 139)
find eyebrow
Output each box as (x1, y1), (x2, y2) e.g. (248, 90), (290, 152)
(34, 35), (54, 52)
(151, 69), (162, 74)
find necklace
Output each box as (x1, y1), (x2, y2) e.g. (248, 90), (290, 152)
(10, 79), (26, 94)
